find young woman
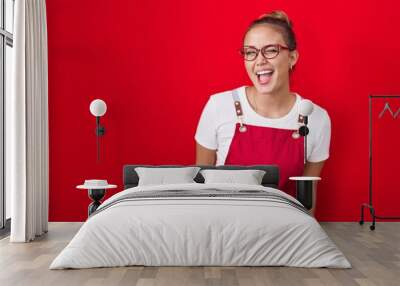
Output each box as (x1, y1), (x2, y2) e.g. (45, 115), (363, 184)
(195, 11), (331, 214)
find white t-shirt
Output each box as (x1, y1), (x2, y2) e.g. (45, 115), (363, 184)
(195, 86), (331, 165)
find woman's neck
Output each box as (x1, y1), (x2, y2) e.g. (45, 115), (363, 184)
(246, 86), (296, 118)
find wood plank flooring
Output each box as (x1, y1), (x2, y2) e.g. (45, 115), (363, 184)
(0, 222), (399, 286)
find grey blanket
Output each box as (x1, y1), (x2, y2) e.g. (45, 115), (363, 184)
(91, 189), (309, 218)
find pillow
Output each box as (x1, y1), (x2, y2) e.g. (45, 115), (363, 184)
(135, 167), (201, 186)
(200, 169), (266, 185)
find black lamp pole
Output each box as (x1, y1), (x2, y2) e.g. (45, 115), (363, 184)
(299, 116), (309, 163)
(297, 115), (313, 210)
(95, 116), (105, 162)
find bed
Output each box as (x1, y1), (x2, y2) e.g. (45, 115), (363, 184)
(50, 165), (351, 269)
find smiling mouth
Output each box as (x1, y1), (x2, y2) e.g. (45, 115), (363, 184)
(256, 70), (274, 85)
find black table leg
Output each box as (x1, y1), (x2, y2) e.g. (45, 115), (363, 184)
(88, 189), (106, 216)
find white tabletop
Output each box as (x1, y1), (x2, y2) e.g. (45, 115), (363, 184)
(289, 176), (321, 181)
(76, 184), (117, 190)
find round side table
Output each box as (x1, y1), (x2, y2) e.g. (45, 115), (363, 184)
(77, 183), (117, 216)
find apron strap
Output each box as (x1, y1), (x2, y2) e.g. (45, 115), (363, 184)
(231, 89), (247, 132)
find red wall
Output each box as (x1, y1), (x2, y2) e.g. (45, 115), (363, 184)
(46, 0), (400, 222)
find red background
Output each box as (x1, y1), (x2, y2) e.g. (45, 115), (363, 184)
(46, 0), (400, 222)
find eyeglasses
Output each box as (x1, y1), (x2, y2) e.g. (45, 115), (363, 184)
(239, 44), (289, 61)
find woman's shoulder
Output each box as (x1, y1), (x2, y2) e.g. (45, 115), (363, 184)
(311, 103), (330, 124)
(200, 87), (242, 123)
(311, 102), (329, 121)
(208, 86), (244, 105)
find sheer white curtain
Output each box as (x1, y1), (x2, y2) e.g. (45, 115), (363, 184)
(7, 0), (49, 242)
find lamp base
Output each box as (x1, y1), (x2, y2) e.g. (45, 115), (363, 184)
(290, 177), (321, 210)
(88, 189), (106, 216)
(296, 181), (313, 210)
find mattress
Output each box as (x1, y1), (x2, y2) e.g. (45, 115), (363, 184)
(50, 183), (351, 269)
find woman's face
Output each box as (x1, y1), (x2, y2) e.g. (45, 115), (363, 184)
(243, 24), (298, 95)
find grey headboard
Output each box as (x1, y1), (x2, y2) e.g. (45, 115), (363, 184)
(123, 165), (280, 189)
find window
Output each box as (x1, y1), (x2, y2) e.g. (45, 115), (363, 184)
(0, 0), (14, 232)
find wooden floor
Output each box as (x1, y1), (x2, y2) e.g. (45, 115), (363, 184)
(0, 222), (399, 286)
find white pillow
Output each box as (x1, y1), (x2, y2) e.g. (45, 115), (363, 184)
(200, 169), (266, 185)
(135, 167), (200, 186)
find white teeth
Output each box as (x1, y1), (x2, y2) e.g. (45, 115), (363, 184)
(256, 70), (273, 75)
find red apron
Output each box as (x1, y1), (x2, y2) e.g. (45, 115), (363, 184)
(225, 90), (304, 196)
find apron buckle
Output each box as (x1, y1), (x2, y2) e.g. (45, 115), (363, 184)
(239, 124), (247, 133)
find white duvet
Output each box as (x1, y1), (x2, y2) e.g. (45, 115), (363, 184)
(50, 183), (351, 269)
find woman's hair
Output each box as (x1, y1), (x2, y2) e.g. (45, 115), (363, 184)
(245, 10), (296, 51)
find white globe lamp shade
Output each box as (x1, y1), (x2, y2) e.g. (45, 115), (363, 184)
(299, 99), (314, 116)
(90, 99), (107, 117)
